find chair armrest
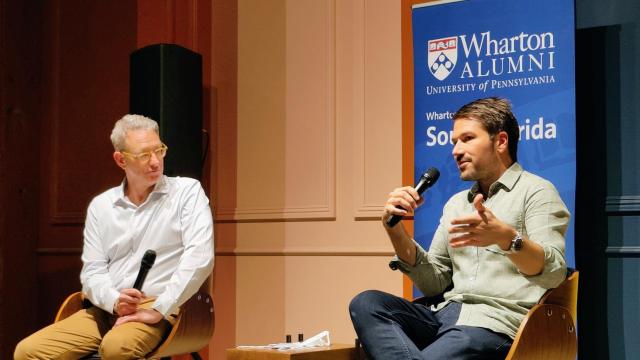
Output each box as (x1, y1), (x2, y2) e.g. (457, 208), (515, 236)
(147, 292), (215, 358)
(55, 292), (85, 322)
(505, 304), (577, 360)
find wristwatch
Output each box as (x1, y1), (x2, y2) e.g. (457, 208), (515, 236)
(504, 231), (523, 254)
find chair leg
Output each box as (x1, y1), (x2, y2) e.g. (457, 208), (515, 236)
(190, 352), (203, 360)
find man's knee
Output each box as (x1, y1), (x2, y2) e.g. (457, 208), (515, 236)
(350, 289), (397, 318)
(14, 336), (38, 360)
(99, 321), (169, 360)
(99, 331), (148, 360)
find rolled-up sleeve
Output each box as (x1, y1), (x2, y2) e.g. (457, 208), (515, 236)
(522, 182), (569, 289)
(389, 218), (453, 297)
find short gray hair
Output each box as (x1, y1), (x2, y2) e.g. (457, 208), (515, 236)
(110, 114), (159, 151)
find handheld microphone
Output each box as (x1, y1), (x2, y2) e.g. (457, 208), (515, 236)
(386, 167), (440, 228)
(133, 250), (156, 290)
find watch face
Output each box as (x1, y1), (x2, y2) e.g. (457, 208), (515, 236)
(513, 235), (523, 251)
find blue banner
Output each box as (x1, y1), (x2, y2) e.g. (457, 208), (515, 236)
(412, 0), (576, 296)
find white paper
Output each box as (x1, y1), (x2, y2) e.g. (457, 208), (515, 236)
(236, 330), (331, 351)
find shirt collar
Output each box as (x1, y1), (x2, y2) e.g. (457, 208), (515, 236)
(113, 175), (170, 206)
(467, 162), (523, 202)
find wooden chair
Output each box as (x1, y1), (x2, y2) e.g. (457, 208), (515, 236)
(504, 269), (579, 360)
(55, 292), (215, 360)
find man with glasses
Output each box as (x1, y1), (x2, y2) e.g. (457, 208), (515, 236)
(15, 114), (214, 360)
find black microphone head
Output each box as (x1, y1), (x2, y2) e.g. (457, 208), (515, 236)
(415, 167), (440, 193)
(423, 167), (440, 184)
(141, 250), (156, 268)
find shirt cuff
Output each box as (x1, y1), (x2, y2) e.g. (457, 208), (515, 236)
(106, 288), (120, 315)
(522, 243), (566, 288)
(152, 297), (180, 318)
(388, 242), (428, 274)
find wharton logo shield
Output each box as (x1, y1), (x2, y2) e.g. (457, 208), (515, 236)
(427, 37), (458, 81)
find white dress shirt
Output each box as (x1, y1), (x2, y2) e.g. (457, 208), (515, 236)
(80, 175), (214, 317)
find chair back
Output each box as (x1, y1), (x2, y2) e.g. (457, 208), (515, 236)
(504, 269), (579, 360)
(539, 269), (579, 321)
(55, 292), (84, 322)
(146, 292), (214, 358)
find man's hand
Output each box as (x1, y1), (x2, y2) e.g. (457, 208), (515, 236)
(448, 194), (515, 249)
(382, 186), (424, 226)
(381, 186), (425, 266)
(113, 308), (163, 327)
(114, 288), (144, 316)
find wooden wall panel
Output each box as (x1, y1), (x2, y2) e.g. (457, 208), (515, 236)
(37, 0), (137, 328)
(210, 0), (239, 357)
(283, 0), (335, 219)
(0, 0), (42, 353)
(353, 0), (402, 219)
(227, 0), (403, 351)
(283, 256), (402, 344)
(209, 0), (239, 346)
(216, 0), (335, 221)
(36, 255), (84, 326)
(0, 0), (215, 357)
(137, 0), (201, 50)
(45, 0), (136, 225)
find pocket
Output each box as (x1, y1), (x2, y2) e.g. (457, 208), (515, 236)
(494, 338), (513, 352)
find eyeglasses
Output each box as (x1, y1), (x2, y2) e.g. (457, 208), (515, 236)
(121, 143), (168, 162)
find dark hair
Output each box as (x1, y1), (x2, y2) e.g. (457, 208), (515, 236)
(453, 97), (519, 162)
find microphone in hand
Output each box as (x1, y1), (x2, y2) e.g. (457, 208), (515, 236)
(133, 249), (156, 290)
(386, 167), (440, 227)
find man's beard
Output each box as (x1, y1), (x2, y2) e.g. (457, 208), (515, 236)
(460, 173), (474, 181)
(458, 164), (477, 181)
(458, 165), (487, 182)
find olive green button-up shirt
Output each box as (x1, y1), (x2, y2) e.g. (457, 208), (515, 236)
(391, 162), (570, 339)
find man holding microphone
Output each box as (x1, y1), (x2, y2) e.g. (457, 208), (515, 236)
(15, 114), (214, 359)
(350, 97), (570, 359)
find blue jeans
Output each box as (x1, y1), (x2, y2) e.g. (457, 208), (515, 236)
(349, 290), (512, 360)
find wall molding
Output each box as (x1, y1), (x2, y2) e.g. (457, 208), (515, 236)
(605, 246), (640, 256)
(216, 0), (336, 222)
(216, 247), (394, 256)
(353, 0), (384, 219)
(352, 0), (401, 220)
(36, 248), (82, 255)
(216, 204), (336, 221)
(47, 2), (82, 224)
(36, 247), (394, 257)
(605, 195), (640, 214)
